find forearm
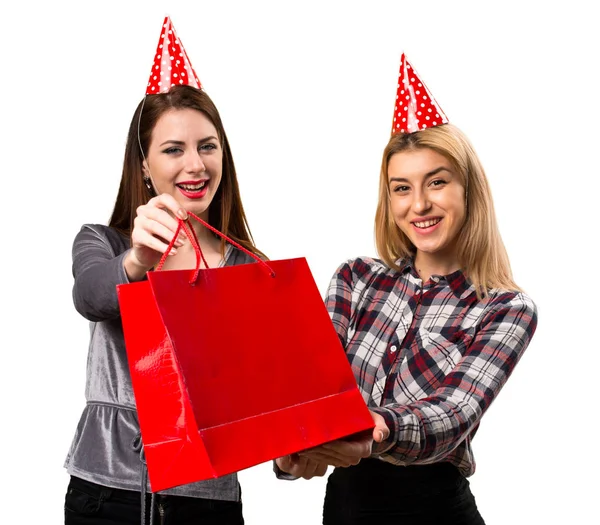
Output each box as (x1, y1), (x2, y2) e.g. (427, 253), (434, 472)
(123, 250), (151, 282)
(371, 296), (537, 464)
(370, 393), (481, 464)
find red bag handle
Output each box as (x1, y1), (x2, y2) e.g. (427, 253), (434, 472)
(156, 211), (275, 283)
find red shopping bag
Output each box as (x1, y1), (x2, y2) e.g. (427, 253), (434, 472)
(117, 213), (373, 492)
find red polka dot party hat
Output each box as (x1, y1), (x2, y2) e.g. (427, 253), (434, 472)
(391, 53), (448, 135)
(146, 16), (201, 95)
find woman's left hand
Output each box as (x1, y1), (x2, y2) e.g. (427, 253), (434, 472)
(275, 454), (328, 479)
(370, 410), (390, 444)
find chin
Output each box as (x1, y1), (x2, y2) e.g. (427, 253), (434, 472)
(415, 244), (443, 255)
(188, 206), (209, 217)
(192, 202), (214, 217)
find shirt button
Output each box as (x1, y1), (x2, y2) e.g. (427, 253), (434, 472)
(390, 345), (397, 353)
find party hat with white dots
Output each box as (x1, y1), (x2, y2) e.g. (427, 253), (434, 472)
(392, 53), (448, 135)
(146, 16), (202, 95)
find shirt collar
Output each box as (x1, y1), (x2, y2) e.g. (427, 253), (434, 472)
(397, 257), (477, 300)
(444, 268), (477, 299)
(395, 257), (414, 275)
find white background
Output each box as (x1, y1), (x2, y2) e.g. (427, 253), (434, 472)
(2, 1), (598, 523)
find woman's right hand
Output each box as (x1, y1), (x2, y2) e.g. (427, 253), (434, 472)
(296, 411), (390, 468)
(124, 194), (188, 281)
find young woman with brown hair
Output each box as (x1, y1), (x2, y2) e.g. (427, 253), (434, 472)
(63, 18), (261, 525)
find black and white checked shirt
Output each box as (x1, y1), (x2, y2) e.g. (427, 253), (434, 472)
(325, 256), (537, 476)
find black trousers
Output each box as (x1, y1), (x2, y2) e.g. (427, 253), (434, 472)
(323, 459), (485, 525)
(64, 476), (244, 525)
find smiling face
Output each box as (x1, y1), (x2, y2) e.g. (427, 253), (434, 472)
(144, 108), (223, 218)
(387, 147), (466, 273)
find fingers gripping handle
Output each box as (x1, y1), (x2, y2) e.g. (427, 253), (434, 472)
(156, 212), (275, 283)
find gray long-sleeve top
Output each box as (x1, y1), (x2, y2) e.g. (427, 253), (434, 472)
(64, 224), (256, 499)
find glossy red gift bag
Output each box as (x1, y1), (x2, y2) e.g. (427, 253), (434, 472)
(117, 214), (373, 492)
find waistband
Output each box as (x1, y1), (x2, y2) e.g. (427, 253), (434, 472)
(86, 400), (136, 411)
(68, 475), (155, 505)
(329, 458), (463, 488)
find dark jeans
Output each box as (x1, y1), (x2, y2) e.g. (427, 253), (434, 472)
(323, 459), (485, 525)
(64, 476), (244, 525)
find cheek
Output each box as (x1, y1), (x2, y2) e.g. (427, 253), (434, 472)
(153, 156), (179, 175)
(435, 191), (466, 221)
(389, 199), (410, 222)
(453, 198), (467, 224)
(446, 206), (467, 239)
(212, 165), (223, 185)
(388, 201), (411, 235)
(208, 154), (224, 174)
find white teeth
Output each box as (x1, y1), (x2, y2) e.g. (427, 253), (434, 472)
(414, 218), (441, 228)
(179, 181), (206, 191)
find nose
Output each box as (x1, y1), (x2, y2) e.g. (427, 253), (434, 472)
(186, 151), (206, 173)
(412, 189), (431, 214)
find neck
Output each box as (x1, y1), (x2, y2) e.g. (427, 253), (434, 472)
(186, 210), (222, 254)
(414, 250), (461, 282)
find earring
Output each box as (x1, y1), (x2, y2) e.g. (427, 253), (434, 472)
(143, 176), (155, 195)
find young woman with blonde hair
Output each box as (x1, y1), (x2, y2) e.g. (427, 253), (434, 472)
(375, 122), (518, 299)
(278, 55), (537, 525)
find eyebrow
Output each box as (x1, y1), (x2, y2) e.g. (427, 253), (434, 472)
(388, 166), (452, 183)
(159, 135), (219, 147)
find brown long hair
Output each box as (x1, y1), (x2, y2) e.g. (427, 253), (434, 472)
(109, 85), (264, 258)
(375, 123), (520, 297)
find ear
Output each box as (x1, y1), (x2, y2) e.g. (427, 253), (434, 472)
(142, 160), (149, 175)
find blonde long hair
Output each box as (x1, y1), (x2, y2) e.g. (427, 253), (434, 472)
(375, 123), (520, 297)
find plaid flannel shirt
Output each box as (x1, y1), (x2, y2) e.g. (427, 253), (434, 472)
(325, 256), (537, 477)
